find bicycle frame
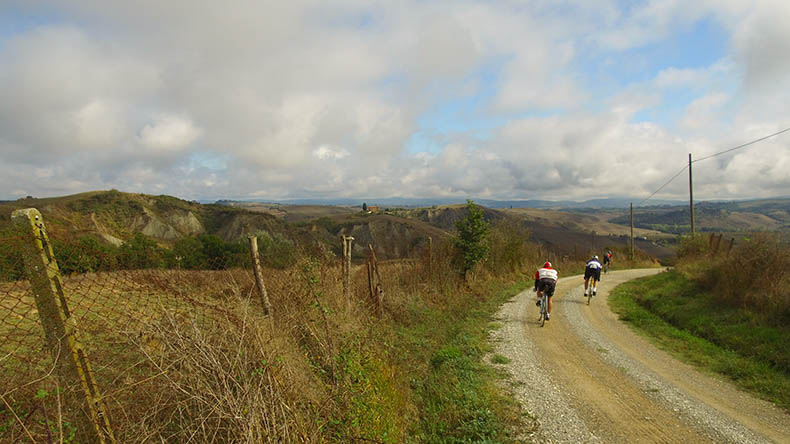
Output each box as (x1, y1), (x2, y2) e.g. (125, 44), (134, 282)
(539, 291), (548, 327)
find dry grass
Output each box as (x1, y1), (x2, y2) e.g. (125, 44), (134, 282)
(1, 220), (663, 442)
(677, 232), (790, 316)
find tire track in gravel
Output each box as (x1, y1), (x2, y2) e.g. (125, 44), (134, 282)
(491, 269), (790, 443)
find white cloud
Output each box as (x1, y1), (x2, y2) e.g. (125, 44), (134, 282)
(138, 116), (201, 152)
(313, 145), (350, 160)
(0, 0), (788, 202)
(680, 93), (731, 130)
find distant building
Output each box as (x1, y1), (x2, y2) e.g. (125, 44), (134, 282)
(367, 206), (380, 213)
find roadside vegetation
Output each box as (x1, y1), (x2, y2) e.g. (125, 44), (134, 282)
(1, 200), (565, 442)
(610, 233), (790, 411)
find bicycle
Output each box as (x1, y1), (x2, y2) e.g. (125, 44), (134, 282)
(587, 284), (592, 305)
(603, 261), (610, 274)
(537, 289), (552, 327)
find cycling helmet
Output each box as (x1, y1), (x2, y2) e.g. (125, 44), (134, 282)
(593, 255), (599, 260)
(543, 261), (552, 268)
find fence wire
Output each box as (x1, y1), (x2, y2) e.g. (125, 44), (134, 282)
(0, 223), (402, 442)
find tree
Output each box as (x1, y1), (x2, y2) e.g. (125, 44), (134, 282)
(362, 202), (368, 212)
(454, 200), (490, 273)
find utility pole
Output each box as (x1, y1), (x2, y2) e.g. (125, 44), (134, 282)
(689, 153), (695, 234)
(630, 202), (634, 261)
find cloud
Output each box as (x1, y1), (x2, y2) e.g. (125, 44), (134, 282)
(313, 145), (350, 160)
(0, 0), (788, 202)
(138, 116), (201, 152)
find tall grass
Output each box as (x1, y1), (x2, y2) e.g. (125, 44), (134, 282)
(676, 232), (790, 319)
(2, 219), (548, 442)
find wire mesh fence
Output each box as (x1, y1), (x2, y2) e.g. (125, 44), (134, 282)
(0, 209), (412, 442)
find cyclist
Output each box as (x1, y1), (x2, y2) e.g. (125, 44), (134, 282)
(603, 250), (613, 272)
(584, 255), (602, 297)
(533, 261), (559, 320)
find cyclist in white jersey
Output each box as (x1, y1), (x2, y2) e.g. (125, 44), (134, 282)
(534, 261), (559, 320)
(584, 255), (602, 296)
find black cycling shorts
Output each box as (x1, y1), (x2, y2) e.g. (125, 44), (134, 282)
(584, 267), (601, 281)
(537, 278), (556, 297)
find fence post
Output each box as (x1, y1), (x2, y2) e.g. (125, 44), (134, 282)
(712, 233), (723, 255)
(727, 238), (735, 257)
(341, 236), (354, 308)
(368, 244), (383, 317)
(427, 236), (433, 278)
(248, 236), (273, 316)
(11, 208), (116, 444)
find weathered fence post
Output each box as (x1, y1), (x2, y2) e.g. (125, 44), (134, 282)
(427, 236), (433, 278)
(12, 208), (116, 444)
(726, 237), (735, 257)
(712, 233), (723, 255)
(341, 235), (354, 308)
(248, 236), (273, 316)
(367, 244), (383, 317)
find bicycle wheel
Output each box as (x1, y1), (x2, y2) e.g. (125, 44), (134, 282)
(540, 296), (546, 327)
(587, 288), (591, 305)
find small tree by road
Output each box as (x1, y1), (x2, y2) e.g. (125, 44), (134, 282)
(455, 200), (489, 273)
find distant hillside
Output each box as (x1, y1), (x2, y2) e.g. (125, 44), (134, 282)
(0, 190), (290, 245)
(214, 196), (685, 210)
(392, 204), (675, 260)
(609, 199), (790, 234)
(1, 190), (692, 263)
(0, 190), (454, 262)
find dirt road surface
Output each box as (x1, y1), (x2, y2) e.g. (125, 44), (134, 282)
(491, 269), (790, 443)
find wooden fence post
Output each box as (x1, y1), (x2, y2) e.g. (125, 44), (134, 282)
(248, 236), (273, 316)
(12, 208), (116, 444)
(341, 236), (354, 308)
(367, 244), (383, 317)
(726, 238), (735, 257)
(712, 233), (723, 255)
(427, 236), (433, 278)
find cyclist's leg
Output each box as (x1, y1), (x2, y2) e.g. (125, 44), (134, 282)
(547, 283), (556, 314)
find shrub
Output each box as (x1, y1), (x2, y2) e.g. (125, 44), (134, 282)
(454, 200), (490, 273)
(54, 236), (118, 274)
(676, 233), (709, 258)
(679, 233), (790, 318)
(117, 233), (166, 269)
(486, 218), (532, 273)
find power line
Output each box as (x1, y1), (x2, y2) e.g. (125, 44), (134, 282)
(636, 163), (688, 207)
(634, 126), (790, 206)
(692, 126), (790, 163)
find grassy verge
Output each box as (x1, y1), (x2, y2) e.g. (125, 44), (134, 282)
(393, 279), (530, 443)
(609, 270), (790, 412)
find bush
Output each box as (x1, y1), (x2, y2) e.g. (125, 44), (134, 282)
(678, 233), (790, 318)
(486, 218), (532, 273)
(0, 230), (24, 281)
(168, 236), (207, 269)
(454, 200), (489, 273)
(676, 233), (709, 258)
(54, 236), (118, 274)
(255, 231), (298, 269)
(117, 233), (166, 269)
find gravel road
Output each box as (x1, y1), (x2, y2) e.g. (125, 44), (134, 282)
(490, 269), (790, 443)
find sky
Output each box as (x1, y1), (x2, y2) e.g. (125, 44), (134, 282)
(1, 0), (789, 203)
